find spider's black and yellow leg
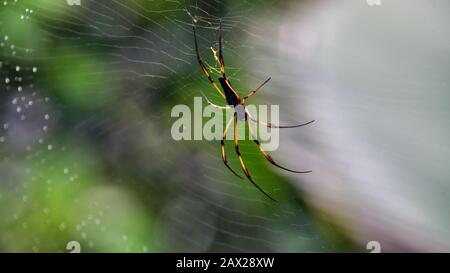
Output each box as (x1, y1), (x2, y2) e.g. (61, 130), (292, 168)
(221, 116), (242, 178)
(247, 121), (311, 174)
(217, 22), (241, 101)
(243, 77), (271, 103)
(201, 91), (232, 110)
(246, 109), (315, 128)
(218, 21), (226, 76)
(234, 115), (277, 201)
(193, 26), (226, 99)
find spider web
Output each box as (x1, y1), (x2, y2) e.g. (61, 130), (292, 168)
(0, 0), (327, 252)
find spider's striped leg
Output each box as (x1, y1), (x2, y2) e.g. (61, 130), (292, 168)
(215, 22), (241, 101)
(193, 26), (226, 99)
(246, 109), (315, 128)
(221, 115), (242, 178)
(242, 77), (271, 103)
(201, 91), (232, 110)
(218, 21), (225, 76)
(247, 120), (311, 174)
(234, 114), (277, 202)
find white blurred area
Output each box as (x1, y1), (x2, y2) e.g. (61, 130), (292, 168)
(248, 0), (450, 251)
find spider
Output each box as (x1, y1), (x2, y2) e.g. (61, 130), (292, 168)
(193, 23), (314, 201)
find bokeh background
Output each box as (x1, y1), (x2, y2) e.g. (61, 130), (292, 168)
(0, 0), (449, 252)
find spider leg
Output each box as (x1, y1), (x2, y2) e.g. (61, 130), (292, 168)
(246, 109), (315, 128)
(222, 115), (242, 178)
(243, 77), (271, 103)
(193, 26), (226, 99)
(217, 22), (241, 101)
(234, 114), (277, 202)
(218, 21), (225, 76)
(247, 120), (311, 174)
(201, 91), (232, 110)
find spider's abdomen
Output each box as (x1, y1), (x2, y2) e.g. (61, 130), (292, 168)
(219, 77), (240, 106)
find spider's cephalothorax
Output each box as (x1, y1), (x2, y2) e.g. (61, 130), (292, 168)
(193, 23), (315, 201)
